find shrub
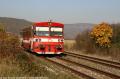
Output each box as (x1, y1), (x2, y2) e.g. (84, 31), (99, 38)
(90, 22), (113, 48)
(0, 23), (22, 59)
(75, 30), (96, 53)
(111, 23), (120, 47)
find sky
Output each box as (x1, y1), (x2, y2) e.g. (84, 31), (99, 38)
(0, 0), (120, 24)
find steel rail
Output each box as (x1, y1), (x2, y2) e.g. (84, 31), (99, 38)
(44, 58), (95, 79)
(64, 51), (120, 70)
(58, 57), (120, 79)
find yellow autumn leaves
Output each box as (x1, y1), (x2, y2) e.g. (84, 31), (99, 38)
(90, 22), (113, 47)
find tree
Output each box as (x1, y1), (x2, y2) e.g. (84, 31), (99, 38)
(90, 22), (113, 48)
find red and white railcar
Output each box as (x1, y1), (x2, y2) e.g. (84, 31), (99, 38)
(21, 21), (64, 54)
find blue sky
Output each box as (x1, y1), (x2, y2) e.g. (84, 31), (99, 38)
(0, 0), (120, 23)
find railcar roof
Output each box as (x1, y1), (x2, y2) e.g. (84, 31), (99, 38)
(33, 22), (64, 27)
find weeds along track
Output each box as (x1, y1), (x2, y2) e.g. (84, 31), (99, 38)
(44, 57), (94, 79)
(64, 51), (120, 70)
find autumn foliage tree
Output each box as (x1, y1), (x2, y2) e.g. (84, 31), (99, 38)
(90, 22), (113, 48)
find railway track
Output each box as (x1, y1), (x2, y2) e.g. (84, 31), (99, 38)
(44, 56), (120, 79)
(59, 57), (120, 79)
(44, 57), (95, 79)
(62, 51), (120, 78)
(64, 51), (120, 70)
(28, 51), (120, 79)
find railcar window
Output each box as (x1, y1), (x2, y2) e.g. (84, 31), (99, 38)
(50, 31), (62, 36)
(35, 27), (49, 36)
(35, 31), (49, 36)
(36, 27), (49, 31)
(50, 27), (63, 36)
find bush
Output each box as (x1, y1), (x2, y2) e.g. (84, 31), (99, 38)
(90, 22), (113, 48)
(75, 30), (96, 53)
(0, 23), (22, 59)
(15, 52), (48, 77)
(111, 23), (120, 47)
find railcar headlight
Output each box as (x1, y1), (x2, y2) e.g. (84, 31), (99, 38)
(58, 39), (60, 42)
(33, 38), (41, 42)
(56, 44), (62, 50)
(33, 38), (38, 42)
(58, 39), (64, 42)
(39, 39), (41, 42)
(61, 39), (64, 42)
(36, 39), (38, 42)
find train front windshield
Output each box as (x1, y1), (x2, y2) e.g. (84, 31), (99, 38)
(35, 26), (63, 36)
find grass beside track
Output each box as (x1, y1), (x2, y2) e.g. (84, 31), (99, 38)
(0, 51), (79, 79)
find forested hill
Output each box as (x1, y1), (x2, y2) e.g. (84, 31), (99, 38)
(64, 23), (94, 39)
(0, 17), (32, 34)
(0, 17), (94, 39)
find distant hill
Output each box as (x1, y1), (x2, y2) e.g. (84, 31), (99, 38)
(0, 17), (94, 39)
(64, 23), (94, 39)
(0, 17), (32, 34)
